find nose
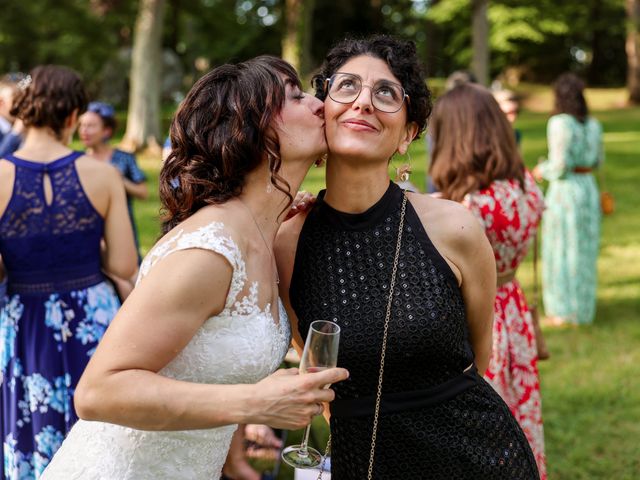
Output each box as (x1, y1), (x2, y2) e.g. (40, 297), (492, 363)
(310, 95), (324, 118)
(352, 86), (374, 113)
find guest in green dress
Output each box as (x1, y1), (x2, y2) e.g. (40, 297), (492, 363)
(532, 73), (603, 326)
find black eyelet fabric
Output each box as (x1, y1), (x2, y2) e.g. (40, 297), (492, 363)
(290, 183), (539, 479)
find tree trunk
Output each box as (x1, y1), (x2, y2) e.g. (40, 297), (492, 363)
(300, 0), (315, 77)
(471, 0), (489, 86)
(370, 0), (383, 32)
(282, 0), (302, 71)
(122, 0), (166, 152)
(627, 0), (640, 104)
(424, 12), (440, 78)
(587, 0), (604, 85)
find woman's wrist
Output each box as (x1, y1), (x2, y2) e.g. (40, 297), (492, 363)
(222, 384), (260, 425)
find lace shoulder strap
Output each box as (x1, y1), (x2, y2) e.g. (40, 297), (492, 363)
(138, 222), (246, 311)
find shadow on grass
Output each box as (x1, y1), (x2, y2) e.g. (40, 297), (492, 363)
(540, 296), (640, 480)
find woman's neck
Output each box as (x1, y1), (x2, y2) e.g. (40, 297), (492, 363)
(237, 160), (309, 242)
(86, 143), (113, 161)
(16, 128), (70, 161)
(324, 156), (391, 213)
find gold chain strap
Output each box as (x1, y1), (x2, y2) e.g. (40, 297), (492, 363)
(367, 192), (407, 479)
(316, 192), (408, 480)
(316, 434), (331, 480)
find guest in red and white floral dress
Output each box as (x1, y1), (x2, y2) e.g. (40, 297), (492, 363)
(429, 83), (547, 478)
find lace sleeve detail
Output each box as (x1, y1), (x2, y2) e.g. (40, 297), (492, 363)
(138, 222), (246, 311)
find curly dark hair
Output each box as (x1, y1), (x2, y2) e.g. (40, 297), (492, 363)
(553, 73), (589, 123)
(10, 65), (87, 140)
(311, 35), (432, 138)
(160, 56), (300, 233)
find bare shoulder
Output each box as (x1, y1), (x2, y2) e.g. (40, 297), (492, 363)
(0, 159), (15, 188)
(0, 160), (16, 214)
(76, 154), (118, 175)
(76, 155), (122, 188)
(407, 192), (484, 248)
(157, 203), (251, 258)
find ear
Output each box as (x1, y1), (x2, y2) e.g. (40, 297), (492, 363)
(66, 109), (79, 129)
(104, 126), (114, 141)
(396, 121), (419, 155)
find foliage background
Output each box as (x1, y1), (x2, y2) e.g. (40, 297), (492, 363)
(0, 0), (631, 110)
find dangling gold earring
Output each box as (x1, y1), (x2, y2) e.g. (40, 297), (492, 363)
(266, 155), (274, 193)
(315, 153), (328, 168)
(395, 150), (412, 183)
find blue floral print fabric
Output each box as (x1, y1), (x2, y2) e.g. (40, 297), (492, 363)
(2, 283), (119, 479)
(0, 151), (121, 479)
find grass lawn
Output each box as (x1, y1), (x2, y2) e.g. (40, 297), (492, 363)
(131, 87), (640, 479)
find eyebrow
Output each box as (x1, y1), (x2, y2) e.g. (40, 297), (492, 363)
(335, 72), (401, 86)
(284, 78), (301, 89)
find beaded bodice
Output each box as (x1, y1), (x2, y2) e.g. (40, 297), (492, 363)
(289, 183), (540, 480)
(291, 182), (475, 400)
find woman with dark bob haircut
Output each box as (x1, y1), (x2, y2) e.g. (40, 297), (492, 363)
(0, 65), (137, 479)
(532, 73), (603, 326)
(277, 36), (540, 479)
(42, 56), (348, 479)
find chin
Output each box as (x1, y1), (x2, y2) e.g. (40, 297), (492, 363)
(329, 140), (375, 159)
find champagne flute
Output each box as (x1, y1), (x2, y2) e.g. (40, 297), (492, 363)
(281, 320), (340, 469)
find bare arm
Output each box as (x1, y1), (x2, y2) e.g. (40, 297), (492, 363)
(455, 215), (496, 375)
(122, 177), (149, 200)
(409, 195), (496, 375)
(102, 166), (138, 278)
(75, 245), (348, 431)
(275, 212), (308, 355)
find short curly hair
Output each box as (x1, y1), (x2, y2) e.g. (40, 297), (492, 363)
(10, 65), (87, 140)
(553, 73), (589, 123)
(312, 35), (432, 138)
(160, 56), (300, 233)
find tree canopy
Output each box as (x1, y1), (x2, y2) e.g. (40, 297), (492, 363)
(0, 0), (632, 108)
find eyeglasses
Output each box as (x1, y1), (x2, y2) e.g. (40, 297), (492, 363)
(325, 72), (409, 113)
(87, 101), (115, 119)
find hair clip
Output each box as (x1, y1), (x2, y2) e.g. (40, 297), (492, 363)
(17, 75), (32, 91)
(88, 101), (115, 119)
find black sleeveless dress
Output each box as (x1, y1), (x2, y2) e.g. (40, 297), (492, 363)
(290, 182), (539, 479)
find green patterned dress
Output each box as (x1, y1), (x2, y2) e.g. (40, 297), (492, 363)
(538, 113), (603, 325)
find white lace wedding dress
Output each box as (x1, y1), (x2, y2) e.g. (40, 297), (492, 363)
(42, 222), (291, 479)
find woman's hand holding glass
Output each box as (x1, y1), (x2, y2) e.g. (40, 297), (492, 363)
(248, 361), (347, 431)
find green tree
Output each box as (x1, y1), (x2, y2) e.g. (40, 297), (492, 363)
(425, 0), (626, 85)
(0, 0), (136, 93)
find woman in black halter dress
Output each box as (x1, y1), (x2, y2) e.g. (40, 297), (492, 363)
(276, 36), (539, 479)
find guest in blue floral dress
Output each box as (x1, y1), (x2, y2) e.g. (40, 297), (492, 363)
(533, 73), (603, 326)
(0, 65), (137, 479)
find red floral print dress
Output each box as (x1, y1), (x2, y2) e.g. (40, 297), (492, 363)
(463, 171), (547, 479)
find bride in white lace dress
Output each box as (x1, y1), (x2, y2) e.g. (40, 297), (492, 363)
(42, 56), (348, 480)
